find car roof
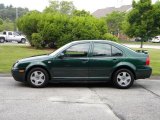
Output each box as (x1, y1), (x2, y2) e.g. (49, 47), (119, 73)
(71, 40), (116, 44)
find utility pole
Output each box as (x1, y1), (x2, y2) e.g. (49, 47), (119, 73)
(16, 7), (18, 31)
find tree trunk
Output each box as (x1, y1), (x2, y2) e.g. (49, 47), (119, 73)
(140, 40), (143, 48)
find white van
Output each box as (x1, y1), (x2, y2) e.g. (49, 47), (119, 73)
(151, 36), (160, 43)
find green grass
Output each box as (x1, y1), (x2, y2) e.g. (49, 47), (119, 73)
(0, 45), (159, 76)
(144, 49), (160, 76)
(0, 45), (53, 73)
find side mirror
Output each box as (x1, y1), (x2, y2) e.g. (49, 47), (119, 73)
(58, 53), (65, 59)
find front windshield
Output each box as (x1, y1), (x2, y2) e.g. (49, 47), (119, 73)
(49, 42), (72, 56)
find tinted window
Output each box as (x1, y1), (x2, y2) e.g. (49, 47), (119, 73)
(8, 32), (12, 35)
(112, 46), (123, 56)
(92, 43), (111, 57)
(64, 43), (89, 57)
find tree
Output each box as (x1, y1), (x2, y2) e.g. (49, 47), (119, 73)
(44, 0), (75, 14)
(17, 11), (41, 44)
(124, 0), (160, 48)
(0, 19), (14, 32)
(105, 11), (126, 38)
(72, 10), (92, 17)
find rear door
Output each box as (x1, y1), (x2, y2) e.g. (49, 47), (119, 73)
(88, 42), (123, 80)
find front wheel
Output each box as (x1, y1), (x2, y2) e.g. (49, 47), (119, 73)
(20, 38), (26, 44)
(113, 69), (134, 89)
(27, 68), (49, 88)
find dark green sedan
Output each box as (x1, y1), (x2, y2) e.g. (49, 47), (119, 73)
(12, 40), (152, 89)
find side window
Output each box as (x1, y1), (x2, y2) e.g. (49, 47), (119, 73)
(8, 32), (12, 35)
(64, 43), (90, 57)
(13, 32), (19, 36)
(3, 32), (6, 35)
(112, 46), (123, 56)
(92, 43), (111, 57)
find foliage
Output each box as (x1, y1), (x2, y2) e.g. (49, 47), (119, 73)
(17, 9), (108, 48)
(31, 33), (44, 49)
(103, 33), (118, 42)
(105, 11), (126, 36)
(124, 0), (160, 48)
(17, 11), (41, 44)
(72, 10), (92, 17)
(44, 0), (75, 14)
(0, 19), (14, 31)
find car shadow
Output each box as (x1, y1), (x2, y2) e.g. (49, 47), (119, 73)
(47, 82), (113, 88)
(15, 81), (142, 89)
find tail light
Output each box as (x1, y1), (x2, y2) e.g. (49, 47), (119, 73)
(146, 56), (150, 66)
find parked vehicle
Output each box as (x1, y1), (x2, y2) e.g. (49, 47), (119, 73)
(151, 36), (160, 43)
(0, 31), (26, 43)
(12, 40), (152, 89)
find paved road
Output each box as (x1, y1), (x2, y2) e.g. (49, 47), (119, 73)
(0, 77), (160, 120)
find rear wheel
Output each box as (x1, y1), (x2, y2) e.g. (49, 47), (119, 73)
(0, 38), (5, 43)
(20, 38), (26, 44)
(27, 67), (49, 88)
(113, 69), (134, 89)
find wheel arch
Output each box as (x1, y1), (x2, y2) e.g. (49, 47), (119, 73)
(25, 65), (51, 81)
(111, 65), (136, 81)
(0, 37), (5, 40)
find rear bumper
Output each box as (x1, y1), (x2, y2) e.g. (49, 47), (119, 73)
(11, 68), (25, 82)
(136, 66), (152, 79)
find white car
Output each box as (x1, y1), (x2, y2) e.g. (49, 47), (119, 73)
(0, 31), (26, 43)
(151, 36), (160, 43)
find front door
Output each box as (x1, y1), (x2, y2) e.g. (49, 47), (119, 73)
(51, 42), (91, 80)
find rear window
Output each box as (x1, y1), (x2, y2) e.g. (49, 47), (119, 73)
(112, 46), (123, 56)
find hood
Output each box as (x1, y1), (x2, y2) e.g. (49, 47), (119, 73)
(19, 54), (50, 63)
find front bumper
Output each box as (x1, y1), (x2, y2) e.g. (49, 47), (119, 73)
(11, 68), (25, 82)
(136, 66), (152, 79)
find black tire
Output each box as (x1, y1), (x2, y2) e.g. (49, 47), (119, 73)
(27, 67), (49, 88)
(0, 38), (5, 43)
(113, 69), (134, 89)
(20, 38), (26, 44)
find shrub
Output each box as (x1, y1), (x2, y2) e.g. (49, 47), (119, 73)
(103, 33), (118, 42)
(57, 34), (74, 48)
(31, 33), (44, 49)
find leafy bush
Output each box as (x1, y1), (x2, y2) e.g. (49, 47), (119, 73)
(103, 33), (118, 42)
(31, 33), (44, 49)
(57, 33), (74, 48)
(17, 10), (109, 48)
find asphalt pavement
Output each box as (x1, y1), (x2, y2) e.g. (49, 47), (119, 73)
(0, 77), (160, 120)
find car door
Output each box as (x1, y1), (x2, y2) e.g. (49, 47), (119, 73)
(51, 42), (91, 80)
(88, 42), (123, 80)
(7, 32), (14, 41)
(13, 32), (21, 42)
